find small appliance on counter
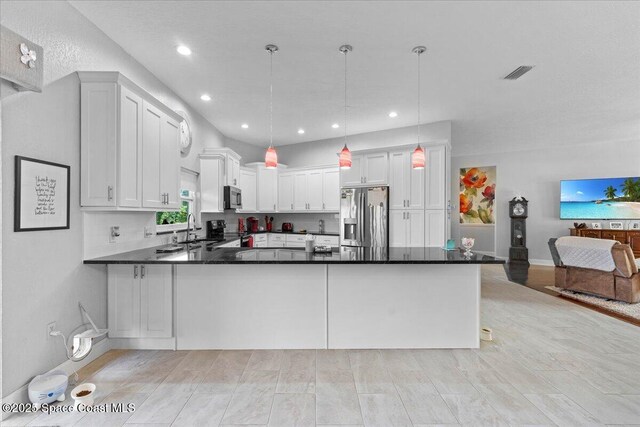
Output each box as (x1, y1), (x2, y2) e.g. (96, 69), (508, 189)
(247, 217), (259, 233)
(223, 185), (242, 210)
(241, 234), (253, 247)
(282, 222), (293, 232)
(206, 220), (226, 242)
(265, 216), (274, 232)
(238, 217), (245, 233)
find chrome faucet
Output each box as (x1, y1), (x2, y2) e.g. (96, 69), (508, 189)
(185, 213), (197, 243)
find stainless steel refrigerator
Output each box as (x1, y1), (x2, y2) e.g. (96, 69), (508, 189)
(340, 186), (389, 248)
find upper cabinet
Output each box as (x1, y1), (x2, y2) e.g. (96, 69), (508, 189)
(425, 144), (446, 210)
(238, 167), (257, 212)
(389, 150), (425, 210)
(276, 166), (339, 213)
(340, 152), (388, 187)
(255, 164), (279, 212)
(79, 72), (182, 211)
(200, 148), (242, 213)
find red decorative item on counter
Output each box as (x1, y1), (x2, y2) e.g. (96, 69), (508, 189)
(238, 217), (245, 233)
(247, 217), (259, 233)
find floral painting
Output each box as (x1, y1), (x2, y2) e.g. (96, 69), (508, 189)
(460, 166), (496, 224)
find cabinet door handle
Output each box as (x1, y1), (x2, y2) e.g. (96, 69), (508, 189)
(134, 265), (138, 279)
(407, 212), (410, 220)
(141, 265), (145, 279)
(323, 202), (325, 210)
(403, 212), (406, 220)
(273, 204), (276, 211)
(107, 186), (113, 201)
(291, 203), (293, 210)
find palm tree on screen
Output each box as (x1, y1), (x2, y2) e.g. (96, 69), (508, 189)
(604, 186), (617, 200)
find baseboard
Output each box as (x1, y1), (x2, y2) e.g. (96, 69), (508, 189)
(109, 337), (176, 350)
(1, 338), (112, 420)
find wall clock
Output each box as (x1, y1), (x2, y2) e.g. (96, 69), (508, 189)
(176, 111), (192, 154)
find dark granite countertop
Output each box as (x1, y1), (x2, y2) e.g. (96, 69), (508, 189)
(85, 245), (504, 265)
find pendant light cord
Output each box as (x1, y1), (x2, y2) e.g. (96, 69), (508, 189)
(343, 48), (348, 146)
(269, 49), (274, 148)
(417, 49), (421, 146)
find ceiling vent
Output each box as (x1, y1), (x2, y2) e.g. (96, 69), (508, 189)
(503, 66), (534, 80)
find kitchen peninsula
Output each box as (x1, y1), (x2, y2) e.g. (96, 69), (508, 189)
(86, 246), (502, 350)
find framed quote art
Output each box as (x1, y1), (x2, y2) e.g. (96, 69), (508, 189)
(14, 156), (70, 232)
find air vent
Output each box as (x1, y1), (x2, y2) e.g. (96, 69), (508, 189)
(503, 66), (534, 80)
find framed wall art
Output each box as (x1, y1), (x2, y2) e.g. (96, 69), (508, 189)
(14, 156), (70, 231)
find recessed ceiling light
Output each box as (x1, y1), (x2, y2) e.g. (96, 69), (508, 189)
(332, 123), (340, 129)
(176, 45), (191, 56)
(200, 94), (211, 101)
(388, 111), (398, 118)
(298, 129), (305, 134)
(241, 123), (249, 129)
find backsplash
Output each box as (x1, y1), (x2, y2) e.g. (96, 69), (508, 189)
(202, 212), (340, 234)
(83, 211), (200, 259)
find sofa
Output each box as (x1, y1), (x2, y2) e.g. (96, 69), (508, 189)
(548, 237), (640, 303)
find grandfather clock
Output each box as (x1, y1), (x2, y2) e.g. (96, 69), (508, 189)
(509, 197), (529, 264)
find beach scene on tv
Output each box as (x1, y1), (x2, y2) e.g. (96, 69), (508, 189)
(560, 177), (640, 219)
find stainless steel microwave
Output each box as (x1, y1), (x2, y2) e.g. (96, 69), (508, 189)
(223, 186), (242, 210)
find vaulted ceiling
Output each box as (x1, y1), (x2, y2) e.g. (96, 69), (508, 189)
(70, 1), (640, 154)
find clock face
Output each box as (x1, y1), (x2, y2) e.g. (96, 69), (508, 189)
(179, 119), (191, 153)
(513, 203), (525, 216)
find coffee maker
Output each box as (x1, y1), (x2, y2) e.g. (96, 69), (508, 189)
(206, 220), (226, 242)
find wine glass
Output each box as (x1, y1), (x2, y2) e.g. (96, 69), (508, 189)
(461, 237), (475, 257)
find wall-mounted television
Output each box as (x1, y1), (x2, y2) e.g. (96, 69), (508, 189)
(560, 177), (640, 220)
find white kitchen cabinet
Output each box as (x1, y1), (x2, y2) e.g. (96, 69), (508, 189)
(285, 234), (306, 247)
(293, 171), (308, 211)
(278, 172), (294, 211)
(425, 144), (446, 210)
(160, 115), (180, 209)
(238, 167), (257, 212)
(108, 264), (172, 338)
(117, 85), (143, 207)
(200, 148), (243, 213)
(199, 154), (224, 213)
(340, 152), (388, 186)
(389, 210), (424, 247)
(425, 209), (446, 247)
(340, 155), (363, 186)
(363, 152), (388, 185)
(80, 81), (117, 207)
(389, 150), (424, 210)
(314, 235), (339, 246)
(268, 234), (286, 247)
(322, 168), (340, 211)
(245, 163), (280, 212)
(79, 72), (182, 211)
(226, 155), (241, 187)
(307, 170), (324, 210)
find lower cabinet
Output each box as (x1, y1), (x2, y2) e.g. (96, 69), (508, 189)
(390, 210), (425, 247)
(108, 264), (172, 338)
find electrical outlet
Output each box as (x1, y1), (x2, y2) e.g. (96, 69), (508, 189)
(109, 225), (120, 243)
(144, 226), (153, 238)
(47, 322), (56, 339)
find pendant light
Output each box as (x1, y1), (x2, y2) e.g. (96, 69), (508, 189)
(411, 46), (427, 170)
(338, 44), (353, 169)
(264, 44), (279, 169)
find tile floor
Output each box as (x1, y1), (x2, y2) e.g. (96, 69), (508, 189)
(4, 265), (640, 426)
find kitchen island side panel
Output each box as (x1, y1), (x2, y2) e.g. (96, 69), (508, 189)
(176, 264), (327, 349)
(327, 264), (480, 349)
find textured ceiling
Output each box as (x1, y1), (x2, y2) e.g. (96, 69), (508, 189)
(70, 1), (640, 153)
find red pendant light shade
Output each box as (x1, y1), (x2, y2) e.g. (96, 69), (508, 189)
(339, 144), (352, 169)
(411, 145), (425, 169)
(265, 145), (278, 169)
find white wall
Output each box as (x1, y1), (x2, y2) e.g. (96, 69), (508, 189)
(451, 138), (640, 262)
(0, 0), (250, 397)
(276, 121), (451, 167)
